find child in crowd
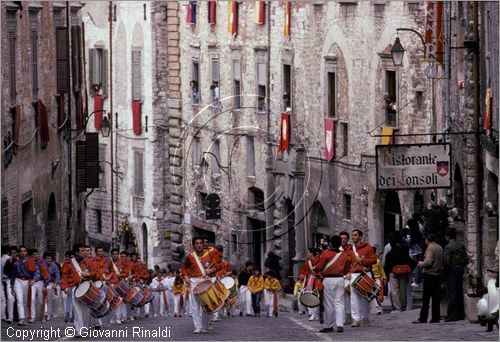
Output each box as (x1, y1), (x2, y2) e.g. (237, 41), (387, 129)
(264, 269), (282, 317)
(247, 269), (264, 317)
(293, 277), (307, 315)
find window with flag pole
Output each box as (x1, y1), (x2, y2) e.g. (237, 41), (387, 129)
(186, 0), (197, 25)
(254, 0), (266, 25)
(228, 0), (238, 37)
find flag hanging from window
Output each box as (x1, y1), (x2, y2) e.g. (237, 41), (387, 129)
(208, 0), (216, 25)
(279, 112), (291, 153)
(324, 118), (335, 161)
(284, 0), (291, 38)
(132, 100), (142, 136)
(484, 88), (492, 134)
(228, 0), (238, 37)
(94, 95), (103, 130)
(254, 1), (266, 25)
(381, 127), (394, 145)
(424, 2), (444, 64)
(186, 0), (197, 25)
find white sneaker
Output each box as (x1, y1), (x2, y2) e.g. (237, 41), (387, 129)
(193, 329), (202, 334)
(115, 320), (122, 325)
(201, 329), (208, 333)
(411, 282), (418, 288)
(309, 316), (318, 321)
(208, 324), (213, 330)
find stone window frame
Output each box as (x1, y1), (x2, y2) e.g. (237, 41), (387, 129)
(98, 144), (107, 192)
(255, 48), (268, 112)
(246, 135), (255, 178)
(6, 10), (17, 105)
(324, 57), (338, 119)
(210, 139), (221, 176)
(231, 48), (242, 111)
(29, 9), (41, 98)
(192, 136), (201, 168)
(380, 55), (400, 129)
(131, 47), (143, 101)
(190, 48), (201, 107)
(343, 192), (352, 221)
(340, 121), (348, 158)
(208, 49), (220, 108)
(134, 149), (145, 197)
(281, 50), (293, 112)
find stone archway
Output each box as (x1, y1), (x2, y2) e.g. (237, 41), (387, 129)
(310, 200), (329, 249)
(46, 193), (57, 256)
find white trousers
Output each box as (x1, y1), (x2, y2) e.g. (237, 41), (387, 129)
(45, 283), (58, 317)
(322, 278), (345, 328)
(190, 278), (209, 330)
(264, 290), (277, 316)
(173, 294), (181, 315)
(297, 298), (306, 313)
(14, 279), (34, 320)
(1, 282), (14, 321)
(350, 272), (371, 321)
(308, 306), (319, 319)
(71, 287), (91, 333)
(238, 286), (252, 315)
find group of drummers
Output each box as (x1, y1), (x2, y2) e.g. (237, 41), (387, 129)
(1, 229), (382, 335)
(294, 229), (382, 333)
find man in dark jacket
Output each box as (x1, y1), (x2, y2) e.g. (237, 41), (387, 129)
(384, 233), (417, 312)
(443, 228), (467, 321)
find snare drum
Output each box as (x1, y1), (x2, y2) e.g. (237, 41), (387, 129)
(95, 281), (122, 311)
(210, 278), (230, 301)
(137, 286), (154, 307)
(351, 272), (380, 302)
(220, 277), (237, 299)
(91, 300), (111, 318)
(193, 280), (226, 314)
(114, 279), (131, 298)
(125, 286), (145, 307)
(344, 278), (351, 295)
(299, 275), (321, 308)
(74, 281), (106, 310)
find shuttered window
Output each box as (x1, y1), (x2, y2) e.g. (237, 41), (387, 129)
(211, 140), (220, 175)
(211, 55), (220, 83)
(71, 26), (82, 90)
(99, 145), (107, 190)
(7, 12), (17, 103)
(30, 11), (39, 98)
(132, 49), (142, 101)
(246, 136), (255, 177)
(256, 55), (267, 109)
(192, 137), (201, 167)
(56, 27), (69, 94)
(89, 48), (108, 97)
(134, 150), (144, 196)
(233, 60), (241, 109)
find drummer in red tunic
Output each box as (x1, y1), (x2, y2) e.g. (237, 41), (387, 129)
(346, 229), (376, 328)
(299, 248), (322, 321)
(180, 237), (219, 334)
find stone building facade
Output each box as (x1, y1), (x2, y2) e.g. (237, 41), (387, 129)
(177, 1), (436, 291)
(82, 2), (180, 268)
(1, 2), (85, 260)
(441, 1), (499, 287)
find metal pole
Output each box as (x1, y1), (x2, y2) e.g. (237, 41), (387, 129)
(66, 1), (73, 247)
(109, 1), (115, 249)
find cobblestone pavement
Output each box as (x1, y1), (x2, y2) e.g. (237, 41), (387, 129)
(1, 309), (498, 341)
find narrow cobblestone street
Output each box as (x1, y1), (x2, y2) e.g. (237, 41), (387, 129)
(2, 309), (498, 341)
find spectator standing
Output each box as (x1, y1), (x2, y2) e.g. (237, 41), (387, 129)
(443, 228), (467, 321)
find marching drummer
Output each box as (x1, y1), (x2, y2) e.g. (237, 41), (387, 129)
(339, 231), (353, 325)
(180, 236), (220, 334)
(314, 235), (350, 333)
(346, 229), (376, 328)
(61, 244), (93, 337)
(299, 248), (322, 321)
(213, 245), (231, 321)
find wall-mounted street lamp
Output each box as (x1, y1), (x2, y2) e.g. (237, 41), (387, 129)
(101, 115), (111, 137)
(390, 37), (406, 67)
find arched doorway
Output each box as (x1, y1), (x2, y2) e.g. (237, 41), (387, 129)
(283, 199), (295, 293)
(383, 191), (402, 244)
(310, 201), (329, 249)
(142, 223), (148, 265)
(46, 194), (57, 256)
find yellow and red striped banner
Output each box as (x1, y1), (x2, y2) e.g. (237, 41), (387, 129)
(228, 0), (238, 37)
(284, 0), (291, 38)
(254, 1), (266, 25)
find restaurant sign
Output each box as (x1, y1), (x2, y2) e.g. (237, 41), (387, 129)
(376, 143), (451, 190)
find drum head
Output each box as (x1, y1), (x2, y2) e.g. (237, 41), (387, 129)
(299, 292), (321, 308)
(75, 281), (90, 298)
(193, 280), (212, 294)
(94, 280), (103, 288)
(221, 277), (235, 289)
(210, 277), (217, 283)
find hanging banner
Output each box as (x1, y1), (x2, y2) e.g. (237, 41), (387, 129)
(484, 88), (492, 134)
(228, 0), (238, 37)
(278, 113), (290, 153)
(324, 118), (335, 161)
(376, 143), (451, 190)
(284, 0), (291, 38)
(186, 0), (197, 25)
(254, 1), (266, 25)
(425, 2), (444, 64)
(208, 0), (216, 25)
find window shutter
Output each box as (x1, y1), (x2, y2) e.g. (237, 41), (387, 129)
(89, 48), (95, 96)
(258, 62), (266, 85)
(31, 30), (38, 97)
(56, 27), (69, 94)
(76, 141), (87, 193)
(132, 49), (142, 101)
(71, 26), (82, 90)
(85, 132), (99, 188)
(134, 151), (144, 196)
(102, 49), (108, 97)
(211, 57), (220, 82)
(8, 32), (16, 103)
(233, 60), (240, 81)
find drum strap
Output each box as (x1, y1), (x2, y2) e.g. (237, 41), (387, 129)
(111, 260), (120, 277)
(71, 258), (83, 276)
(352, 245), (360, 258)
(308, 260), (314, 272)
(323, 252), (343, 273)
(192, 252), (206, 277)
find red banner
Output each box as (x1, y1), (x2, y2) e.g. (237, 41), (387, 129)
(484, 88), (492, 134)
(208, 0), (216, 25)
(94, 95), (103, 130)
(278, 113), (290, 153)
(254, 1), (266, 25)
(38, 100), (49, 143)
(132, 100), (142, 136)
(228, 0), (238, 37)
(425, 2), (444, 64)
(324, 119), (335, 161)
